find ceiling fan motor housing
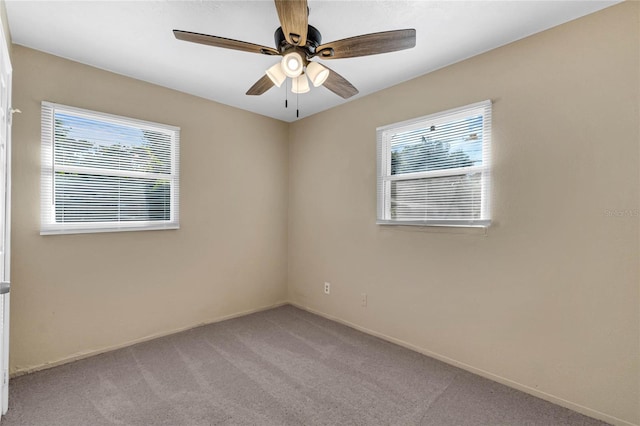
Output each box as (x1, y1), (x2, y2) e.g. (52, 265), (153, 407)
(275, 25), (322, 56)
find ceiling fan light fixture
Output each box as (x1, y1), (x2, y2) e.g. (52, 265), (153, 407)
(266, 62), (286, 87)
(281, 51), (304, 78)
(291, 73), (310, 94)
(306, 62), (329, 87)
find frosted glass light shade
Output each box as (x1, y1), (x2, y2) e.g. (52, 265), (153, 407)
(291, 74), (310, 94)
(266, 63), (286, 87)
(281, 52), (304, 78)
(306, 62), (329, 87)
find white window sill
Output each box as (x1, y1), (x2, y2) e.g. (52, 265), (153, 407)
(40, 223), (179, 236)
(376, 220), (491, 235)
(376, 220), (490, 228)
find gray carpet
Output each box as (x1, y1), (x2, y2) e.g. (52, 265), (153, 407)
(3, 305), (607, 425)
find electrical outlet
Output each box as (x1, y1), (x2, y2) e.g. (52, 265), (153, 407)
(324, 282), (330, 295)
(361, 293), (367, 307)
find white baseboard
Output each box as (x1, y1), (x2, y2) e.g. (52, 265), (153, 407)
(11, 300), (636, 426)
(11, 300), (288, 378)
(288, 302), (637, 426)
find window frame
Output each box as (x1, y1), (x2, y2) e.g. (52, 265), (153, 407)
(41, 102), (180, 235)
(376, 100), (492, 228)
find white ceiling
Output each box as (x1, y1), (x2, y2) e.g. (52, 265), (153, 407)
(6, 1), (618, 122)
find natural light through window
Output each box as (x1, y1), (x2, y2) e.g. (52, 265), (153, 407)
(376, 100), (492, 227)
(41, 102), (180, 234)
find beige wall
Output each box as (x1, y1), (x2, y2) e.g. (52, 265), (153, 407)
(10, 46), (289, 374)
(7, 2), (639, 426)
(288, 3), (639, 426)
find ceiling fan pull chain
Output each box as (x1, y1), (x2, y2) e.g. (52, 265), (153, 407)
(285, 79), (289, 108)
(296, 91), (299, 118)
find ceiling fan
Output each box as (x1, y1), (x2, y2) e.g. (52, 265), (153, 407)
(173, 0), (416, 100)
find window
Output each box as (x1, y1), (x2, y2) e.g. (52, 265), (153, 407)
(376, 100), (491, 227)
(41, 102), (180, 234)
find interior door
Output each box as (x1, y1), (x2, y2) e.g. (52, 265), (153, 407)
(0, 18), (12, 419)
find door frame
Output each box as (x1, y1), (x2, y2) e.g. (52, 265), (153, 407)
(0, 15), (12, 417)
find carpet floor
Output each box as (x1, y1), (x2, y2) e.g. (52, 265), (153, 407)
(3, 305), (608, 425)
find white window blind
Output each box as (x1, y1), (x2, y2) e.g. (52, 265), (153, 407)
(376, 100), (492, 227)
(41, 102), (180, 235)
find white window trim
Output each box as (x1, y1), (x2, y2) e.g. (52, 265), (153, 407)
(376, 100), (492, 228)
(41, 102), (180, 235)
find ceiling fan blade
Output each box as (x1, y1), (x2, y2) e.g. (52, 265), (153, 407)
(322, 66), (359, 99)
(174, 30), (279, 56)
(246, 75), (275, 96)
(274, 0), (308, 46)
(315, 29), (416, 59)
